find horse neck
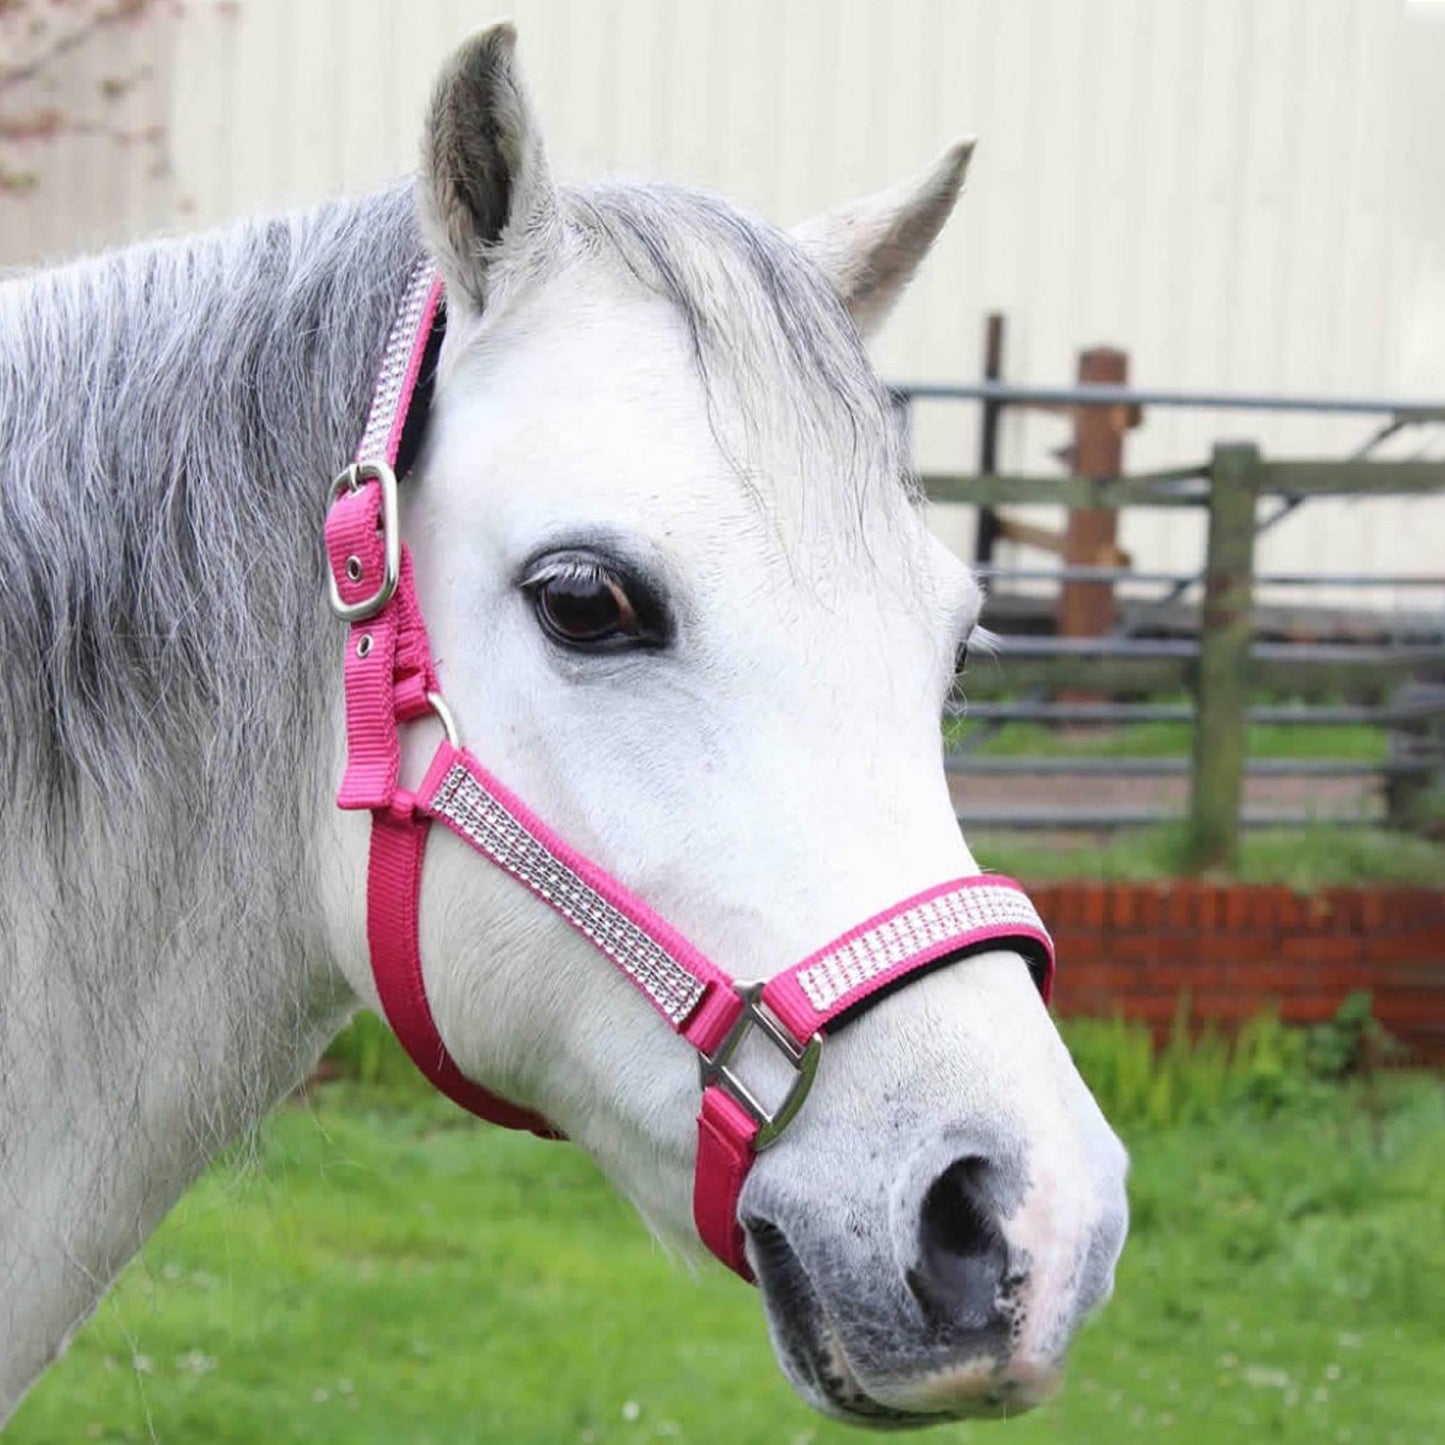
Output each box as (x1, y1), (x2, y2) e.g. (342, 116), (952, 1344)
(0, 187), (422, 1412)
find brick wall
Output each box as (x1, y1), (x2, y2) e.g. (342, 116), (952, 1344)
(1033, 883), (1445, 1064)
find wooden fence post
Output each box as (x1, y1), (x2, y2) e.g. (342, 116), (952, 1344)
(1057, 347), (1129, 639)
(1188, 443), (1261, 872)
(973, 312), (1006, 567)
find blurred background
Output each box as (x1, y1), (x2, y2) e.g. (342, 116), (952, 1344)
(6, 0), (1445, 592)
(4, 6), (1443, 1443)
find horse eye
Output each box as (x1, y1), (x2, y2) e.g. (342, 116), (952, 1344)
(531, 565), (640, 647)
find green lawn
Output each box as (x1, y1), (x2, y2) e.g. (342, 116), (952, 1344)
(945, 716), (1390, 763)
(11, 1060), (1444, 1444)
(970, 824), (1445, 889)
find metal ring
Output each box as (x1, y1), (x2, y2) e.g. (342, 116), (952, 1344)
(356, 634), (373, 659)
(425, 691), (461, 749)
(345, 556), (363, 582)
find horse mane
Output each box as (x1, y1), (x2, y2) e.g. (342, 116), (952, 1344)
(0, 172), (902, 1160)
(0, 180), (423, 826)
(0, 182), (425, 1157)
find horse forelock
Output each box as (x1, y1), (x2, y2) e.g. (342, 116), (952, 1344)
(564, 183), (911, 514)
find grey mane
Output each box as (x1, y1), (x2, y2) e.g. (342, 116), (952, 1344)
(0, 182), (425, 1151)
(0, 174), (897, 1153)
(0, 182), (423, 827)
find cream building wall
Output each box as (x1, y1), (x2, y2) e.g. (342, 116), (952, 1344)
(4, 0), (1443, 609)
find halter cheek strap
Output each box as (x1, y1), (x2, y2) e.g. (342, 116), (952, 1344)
(324, 264), (1056, 1280)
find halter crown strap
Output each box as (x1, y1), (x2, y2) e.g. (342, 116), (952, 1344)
(324, 263), (1056, 1280)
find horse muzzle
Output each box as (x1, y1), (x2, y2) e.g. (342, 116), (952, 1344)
(743, 1118), (1128, 1425)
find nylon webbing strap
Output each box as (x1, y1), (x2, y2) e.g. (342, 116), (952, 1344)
(326, 264), (1058, 1282)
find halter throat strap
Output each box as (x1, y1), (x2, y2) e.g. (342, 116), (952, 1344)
(323, 264), (1056, 1279)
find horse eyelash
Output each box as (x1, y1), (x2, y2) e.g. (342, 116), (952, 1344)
(522, 557), (606, 591)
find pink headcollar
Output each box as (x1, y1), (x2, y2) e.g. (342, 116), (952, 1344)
(323, 265), (1055, 1278)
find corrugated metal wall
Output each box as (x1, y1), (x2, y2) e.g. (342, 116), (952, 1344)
(4, 0), (1443, 605)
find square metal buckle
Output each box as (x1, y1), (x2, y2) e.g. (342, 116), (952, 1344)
(326, 460), (401, 623)
(699, 982), (822, 1150)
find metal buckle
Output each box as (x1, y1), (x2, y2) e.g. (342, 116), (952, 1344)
(326, 461), (401, 623)
(699, 982), (822, 1150)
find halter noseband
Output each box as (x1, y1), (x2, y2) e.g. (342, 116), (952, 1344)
(323, 265), (1056, 1279)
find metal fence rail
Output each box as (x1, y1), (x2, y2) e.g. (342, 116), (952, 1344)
(974, 567), (1445, 589)
(948, 700), (1443, 726)
(894, 380), (1445, 419)
(949, 757), (1434, 778)
(911, 433), (1445, 862)
(958, 807), (1389, 831)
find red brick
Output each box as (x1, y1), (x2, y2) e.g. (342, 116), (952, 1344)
(1399, 889), (1445, 927)
(1053, 929), (1104, 965)
(1166, 882), (1197, 930)
(1053, 885), (1085, 929)
(1375, 890), (1445, 931)
(1275, 888), (1308, 931)
(1313, 961), (1384, 994)
(1360, 890), (1392, 933)
(1246, 887), (1279, 931)
(1368, 959), (1445, 989)
(1027, 883), (1058, 921)
(1081, 888), (1107, 928)
(1276, 996), (1346, 1025)
(1112, 934), (1162, 969)
(1222, 931), (1283, 964)
(1116, 995), (1187, 1024)
(1054, 963), (1139, 994)
(1106, 885), (1139, 930)
(1194, 887), (1222, 932)
(1322, 888), (1364, 934)
(1226, 962), (1312, 994)
(1222, 886), (1252, 931)
(1193, 993), (1335, 1025)
(1385, 928), (1445, 963)
(1149, 962), (1227, 993)
(1374, 988), (1445, 1020)
(1159, 933), (1207, 966)
(1281, 933), (1363, 967)
(1193, 928), (1247, 966)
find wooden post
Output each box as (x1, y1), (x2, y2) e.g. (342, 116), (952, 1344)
(1188, 443), (1260, 872)
(973, 312), (1005, 566)
(1057, 347), (1128, 638)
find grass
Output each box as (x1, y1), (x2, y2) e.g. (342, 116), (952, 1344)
(945, 716), (1389, 763)
(11, 1023), (1444, 1445)
(941, 697), (1445, 886)
(970, 823), (1445, 889)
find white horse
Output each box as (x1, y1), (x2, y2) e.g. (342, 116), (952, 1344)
(0, 26), (1127, 1427)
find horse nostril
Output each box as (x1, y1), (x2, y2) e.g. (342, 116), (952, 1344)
(906, 1155), (1009, 1333)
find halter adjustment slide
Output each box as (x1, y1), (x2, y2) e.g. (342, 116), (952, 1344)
(700, 981), (822, 1151)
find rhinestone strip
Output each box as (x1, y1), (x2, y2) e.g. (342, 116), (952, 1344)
(431, 764), (706, 1025)
(357, 264), (437, 465)
(797, 884), (1049, 1012)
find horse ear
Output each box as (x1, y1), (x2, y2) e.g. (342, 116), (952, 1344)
(792, 141), (974, 339)
(417, 23), (560, 315)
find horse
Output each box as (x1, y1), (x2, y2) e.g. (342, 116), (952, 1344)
(0, 24), (1128, 1427)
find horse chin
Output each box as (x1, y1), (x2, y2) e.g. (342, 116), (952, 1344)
(747, 1220), (1061, 1428)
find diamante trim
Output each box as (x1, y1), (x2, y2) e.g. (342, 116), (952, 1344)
(430, 764), (706, 1025)
(357, 264), (436, 465)
(796, 884), (1050, 1012)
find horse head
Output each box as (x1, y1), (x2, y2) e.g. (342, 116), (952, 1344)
(324, 25), (1128, 1426)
